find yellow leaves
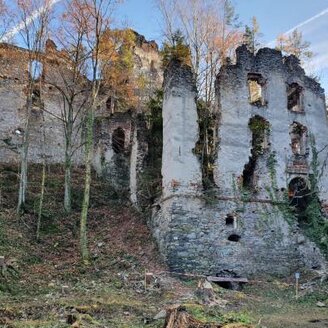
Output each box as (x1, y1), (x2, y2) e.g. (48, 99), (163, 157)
(100, 28), (138, 110)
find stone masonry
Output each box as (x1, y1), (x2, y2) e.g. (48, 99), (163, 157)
(0, 31), (161, 204)
(152, 46), (328, 277)
(1, 33), (328, 277)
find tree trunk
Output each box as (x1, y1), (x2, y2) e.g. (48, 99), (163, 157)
(17, 101), (31, 214)
(80, 108), (94, 264)
(36, 159), (46, 241)
(64, 128), (73, 213)
(36, 110), (46, 241)
(164, 305), (222, 328)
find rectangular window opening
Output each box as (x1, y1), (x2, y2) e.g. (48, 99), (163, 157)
(287, 83), (303, 112)
(248, 73), (266, 107)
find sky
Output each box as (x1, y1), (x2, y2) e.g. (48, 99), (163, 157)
(115, 0), (328, 92)
(3, 0), (328, 92)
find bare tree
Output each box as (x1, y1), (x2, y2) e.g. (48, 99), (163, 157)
(0, 0), (10, 40)
(157, 0), (242, 105)
(48, 1), (91, 214)
(11, 0), (52, 213)
(65, 0), (122, 263)
(276, 29), (313, 63)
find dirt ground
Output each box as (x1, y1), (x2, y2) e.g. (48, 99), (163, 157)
(0, 165), (327, 327)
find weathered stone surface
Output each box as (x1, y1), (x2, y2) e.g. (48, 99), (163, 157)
(152, 46), (328, 277)
(162, 60), (202, 198)
(0, 32), (162, 202)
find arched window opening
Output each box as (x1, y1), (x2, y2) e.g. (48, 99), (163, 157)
(112, 127), (125, 154)
(288, 177), (310, 212)
(287, 83), (303, 112)
(289, 122), (308, 156)
(29, 60), (43, 81)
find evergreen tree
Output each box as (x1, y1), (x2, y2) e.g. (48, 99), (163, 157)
(243, 16), (262, 54)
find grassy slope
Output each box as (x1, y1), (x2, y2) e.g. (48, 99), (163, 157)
(0, 164), (327, 328)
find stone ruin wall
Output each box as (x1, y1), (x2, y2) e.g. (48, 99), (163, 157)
(2, 34), (327, 277)
(152, 46), (328, 277)
(0, 32), (162, 205)
(216, 45), (328, 205)
(0, 41), (83, 165)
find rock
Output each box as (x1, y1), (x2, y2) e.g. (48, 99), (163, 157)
(196, 279), (215, 304)
(154, 309), (166, 320)
(316, 301), (326, 307)
(61, 285), (69, 294)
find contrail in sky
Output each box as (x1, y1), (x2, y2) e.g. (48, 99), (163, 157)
(0, 0), (62, 43)
(267, 7), (328, 47)
(284, 7), (328, 35)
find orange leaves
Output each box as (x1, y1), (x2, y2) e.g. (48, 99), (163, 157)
(100, 29), (139, 110)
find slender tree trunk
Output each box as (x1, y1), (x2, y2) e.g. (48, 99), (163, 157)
(17, 100), (31, 214)
(64, 122), (73, 213)
(36, 106), (46, 241)
(36, 159), (46, 241)
(80, 107), (94, 264)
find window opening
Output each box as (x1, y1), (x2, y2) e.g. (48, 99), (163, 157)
(112, 127), (125, 154)
(228, 234), (241, 242)
(287, 83), (303, 112)
(289, 122), (308, 156)
(288, 177), (310, 213)
(31, 88), (42, 107)
(242, 116), (270, 190)
(248, 73), (266, 106)
(225, 215), (234, 225)
(29, 60), (43, 81)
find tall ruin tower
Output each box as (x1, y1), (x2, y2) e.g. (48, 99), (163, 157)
(161, 60), (202, 198)
(152, 47), (328, 276)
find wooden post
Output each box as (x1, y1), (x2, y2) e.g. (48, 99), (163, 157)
(295, 272), (300, 299)
(0, 256), (5, 276)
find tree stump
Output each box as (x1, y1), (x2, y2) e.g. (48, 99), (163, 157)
(196, 279), (216, 304)
(163, 305), (222, 328)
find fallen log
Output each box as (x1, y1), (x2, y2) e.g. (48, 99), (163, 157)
(207, 277), (248, 283)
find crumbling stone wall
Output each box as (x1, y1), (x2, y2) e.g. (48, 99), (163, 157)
(0, 42), (84, 165)
(93, 112), (133, 193)
(0, 32), (162, 202)
(161, 60), (202, 198)
(152, 47), (328, 277)
(215, 46), (328, 203)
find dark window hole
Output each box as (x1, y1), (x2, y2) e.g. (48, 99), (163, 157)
(228, 234), (241, 242)
(225, 215), (234, 225)
(112, 127), (125, 154)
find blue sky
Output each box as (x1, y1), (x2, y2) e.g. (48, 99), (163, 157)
(3, 0), (328, 92)
(116, 0), (328, 92)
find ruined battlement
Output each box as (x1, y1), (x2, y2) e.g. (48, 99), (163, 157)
(220, 45), (324, 98)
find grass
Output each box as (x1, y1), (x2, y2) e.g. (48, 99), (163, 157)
(0, 164), (327, 327)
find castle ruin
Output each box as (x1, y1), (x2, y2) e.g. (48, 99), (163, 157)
(152, 46), (328, 276)
(0, 35), (327, 276)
